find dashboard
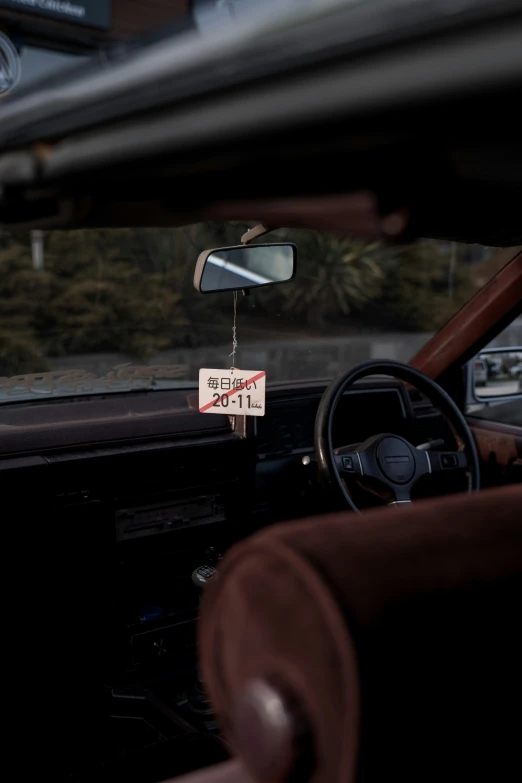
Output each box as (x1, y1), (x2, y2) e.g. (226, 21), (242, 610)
(0, 379), (450, 549)
(0, 378), (451, 566)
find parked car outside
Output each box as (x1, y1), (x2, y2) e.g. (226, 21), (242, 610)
(508, 361), (522, 378)
(473, 358), (488, 387)
(485, 355), (503, 379)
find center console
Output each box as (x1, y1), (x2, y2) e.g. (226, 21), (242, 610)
(6, 430), (254, 782)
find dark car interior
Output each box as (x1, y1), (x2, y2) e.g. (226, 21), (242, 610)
(0, 2), (521, 783)
(3, 347), (520, 782)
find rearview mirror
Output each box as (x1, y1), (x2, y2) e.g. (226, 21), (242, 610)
(194, 243), (296, 294)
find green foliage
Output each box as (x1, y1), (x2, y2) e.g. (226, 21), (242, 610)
(365, 240), (477, 331)
(275, 234), (386, 326)
(0, 331), (49, 376)
(248, 231), (478, 333)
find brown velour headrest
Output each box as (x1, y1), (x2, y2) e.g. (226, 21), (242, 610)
(199, 484), (522, 783)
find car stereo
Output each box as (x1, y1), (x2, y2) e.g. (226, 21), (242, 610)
(115, 494), (226, 542)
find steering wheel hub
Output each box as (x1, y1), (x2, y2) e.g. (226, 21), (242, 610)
(377, 436), (415, 484)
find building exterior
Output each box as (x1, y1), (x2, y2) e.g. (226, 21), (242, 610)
(0, 1), (190, 52)
(0, 0), (192, 95)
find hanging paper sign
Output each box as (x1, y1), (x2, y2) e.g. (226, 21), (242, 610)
(199, 368), (266, 416)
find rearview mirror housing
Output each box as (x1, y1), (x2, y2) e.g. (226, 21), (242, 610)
(194, 243), (296, 294)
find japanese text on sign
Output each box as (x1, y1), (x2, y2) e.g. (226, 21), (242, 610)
(199, 368), (266, 416)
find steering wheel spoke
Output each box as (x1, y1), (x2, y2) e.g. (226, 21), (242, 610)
(388, 490), (412, 505)
(424, 450), (469, 475)
(334, 450), (364, 477)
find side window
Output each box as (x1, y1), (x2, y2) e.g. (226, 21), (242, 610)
(467, 316), (522, 425)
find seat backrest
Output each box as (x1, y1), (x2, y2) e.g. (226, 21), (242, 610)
(198, 484), (522, 783)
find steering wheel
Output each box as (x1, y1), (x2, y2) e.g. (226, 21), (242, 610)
(315, 360), (480, 511)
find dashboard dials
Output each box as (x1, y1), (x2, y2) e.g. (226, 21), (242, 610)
(256, 388), (408, 457)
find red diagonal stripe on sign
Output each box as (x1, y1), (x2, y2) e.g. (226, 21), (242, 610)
(200, 371), (265, 412)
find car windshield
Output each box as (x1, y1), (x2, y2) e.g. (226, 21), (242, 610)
(0, 223), (517, 403)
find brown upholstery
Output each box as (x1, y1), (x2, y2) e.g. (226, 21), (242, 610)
(163, 760), (253, 783)
(199, 484), (522, 783)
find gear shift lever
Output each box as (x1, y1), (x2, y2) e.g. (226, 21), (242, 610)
(192, 564), (218, 592)
(186, 563), (219, 732)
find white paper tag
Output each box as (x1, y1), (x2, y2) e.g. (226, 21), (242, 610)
(199, 368), (266, 416)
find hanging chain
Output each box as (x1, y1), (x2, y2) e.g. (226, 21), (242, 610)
(230, 290), (238, 369)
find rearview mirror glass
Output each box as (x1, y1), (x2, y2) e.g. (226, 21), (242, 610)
(472, 349), (522, 399)
(194, 243), (296, 294)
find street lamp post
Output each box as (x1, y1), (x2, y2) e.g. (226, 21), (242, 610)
(31, 229), (44, 270)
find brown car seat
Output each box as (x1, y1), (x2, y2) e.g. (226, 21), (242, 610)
(170, 483), (522, 783)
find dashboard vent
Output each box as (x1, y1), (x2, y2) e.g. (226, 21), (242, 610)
(408, 388), (439, 419)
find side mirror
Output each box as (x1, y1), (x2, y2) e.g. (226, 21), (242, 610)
(194, 243), (296, 294)
(471, 348), (522, 400)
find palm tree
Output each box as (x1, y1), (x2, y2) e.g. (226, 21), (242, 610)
(277, 233), (386, 327)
